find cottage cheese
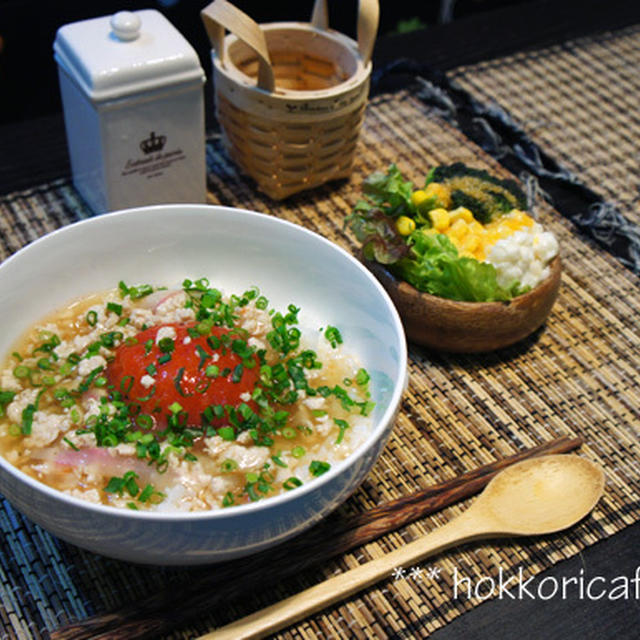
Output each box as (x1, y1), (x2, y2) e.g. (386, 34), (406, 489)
(486, 223), (559, 289)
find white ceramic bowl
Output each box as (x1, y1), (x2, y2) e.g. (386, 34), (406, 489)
(0, 205), (407, 565)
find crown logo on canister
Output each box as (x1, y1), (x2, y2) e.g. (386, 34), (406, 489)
(140, 132), (166, 154)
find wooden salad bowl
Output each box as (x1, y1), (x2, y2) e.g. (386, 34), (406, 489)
(364, 256), (562, 353)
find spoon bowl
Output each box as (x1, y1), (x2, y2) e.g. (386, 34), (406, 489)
(207, 454), (604, 640)
(474, 454), (605, 535)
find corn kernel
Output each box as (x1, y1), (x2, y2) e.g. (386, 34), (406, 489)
(395, 215), (416, 236)
(448, 218), (469, 241)
(461, 235), (480, 255)
(423, 182), (452, 209)
(506, 210), (534, 228)
(469, 220), (484, 234)
(410, 190), (429, 208)
(486, 231), (500, 246)
(429, 208), (450, 232)
(449, 207), (474, 223)
(460, 234), (484, 259)
(509, 209), (528, 221)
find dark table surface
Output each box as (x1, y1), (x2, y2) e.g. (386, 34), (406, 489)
(1, 1), (639, 638)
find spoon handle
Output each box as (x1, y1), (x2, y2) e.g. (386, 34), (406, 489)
(201, 511), (492, 640)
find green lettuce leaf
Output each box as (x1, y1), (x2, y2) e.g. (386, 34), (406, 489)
(392, 232), (524, 302)
(360, 164), (414, 217)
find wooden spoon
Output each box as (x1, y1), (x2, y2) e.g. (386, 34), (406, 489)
(201, 454), (603, 640)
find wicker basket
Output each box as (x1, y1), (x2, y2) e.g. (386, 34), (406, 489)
(201, 0), (379, 199)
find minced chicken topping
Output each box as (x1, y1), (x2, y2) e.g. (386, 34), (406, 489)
(0, 279), (374, 512)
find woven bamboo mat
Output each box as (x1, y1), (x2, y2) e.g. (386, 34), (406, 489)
(1, 86), (640, 640)
(449, 24), (640, 230)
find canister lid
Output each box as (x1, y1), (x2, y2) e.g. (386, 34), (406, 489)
(54, 9), (204, 102)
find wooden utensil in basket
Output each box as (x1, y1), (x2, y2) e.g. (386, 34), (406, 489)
(201, 0), (379, 199)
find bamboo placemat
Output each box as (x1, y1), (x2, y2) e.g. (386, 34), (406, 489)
(449, 24), (640, 250)
(1, 85), (639, 639)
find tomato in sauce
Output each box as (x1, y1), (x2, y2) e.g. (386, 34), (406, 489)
(107, 323), (259, 427)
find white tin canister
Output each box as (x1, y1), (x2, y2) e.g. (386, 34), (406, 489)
(54, 10), (206, 213)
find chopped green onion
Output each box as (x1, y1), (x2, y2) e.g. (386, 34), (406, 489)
(173, 367), (192, 397)
(138, 484), (155, 503)
(231, 363), (244, 383)
(195, 379), (211, 394)
(218, 426), (235, 441)
(118, 374), (134, 395)
(136, 386), (156, 403)
(271, 452), (287, 468)
(37, 358), (53, 370)
(201, 291), (220, 309)
(281, 426), (296, 439)
(158, 337), (175, 354)
(58, 361), (73, 376)
(221, 458), (238, 472)
(324, 326), (343, 348)
(291, 446), (306, 458)
(255, 296), (269, 310)
(334, 418), (349, 444)
(13, 365), (30, 379)
(106, 302), (123, 316)
(195, 345), (210, 369)
(0, 390), (16, 417)
(168, 401), (183, 414)
(196, 320), (213, 335)
(309, 460), (331, 477)
(205, 365), (219, 378)
(21, 403), (35, 435)
(63, 437), (79, 451)
(102, 434), (118, 447)
(119, 282), (154, 300)
(136, 414), (153, 430)
(283, 477), (303, 490)
(360, 401), (376, 416)
(99, 331), (123, 347)
(53, 388), (70, 400)
(85, 310), (98, 326)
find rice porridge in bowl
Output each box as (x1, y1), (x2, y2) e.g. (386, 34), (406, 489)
(0, 205), (407, 564)
(0, 280), (374, 512)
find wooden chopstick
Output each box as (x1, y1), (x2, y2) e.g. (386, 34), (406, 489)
(50, 435), (582, 640)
